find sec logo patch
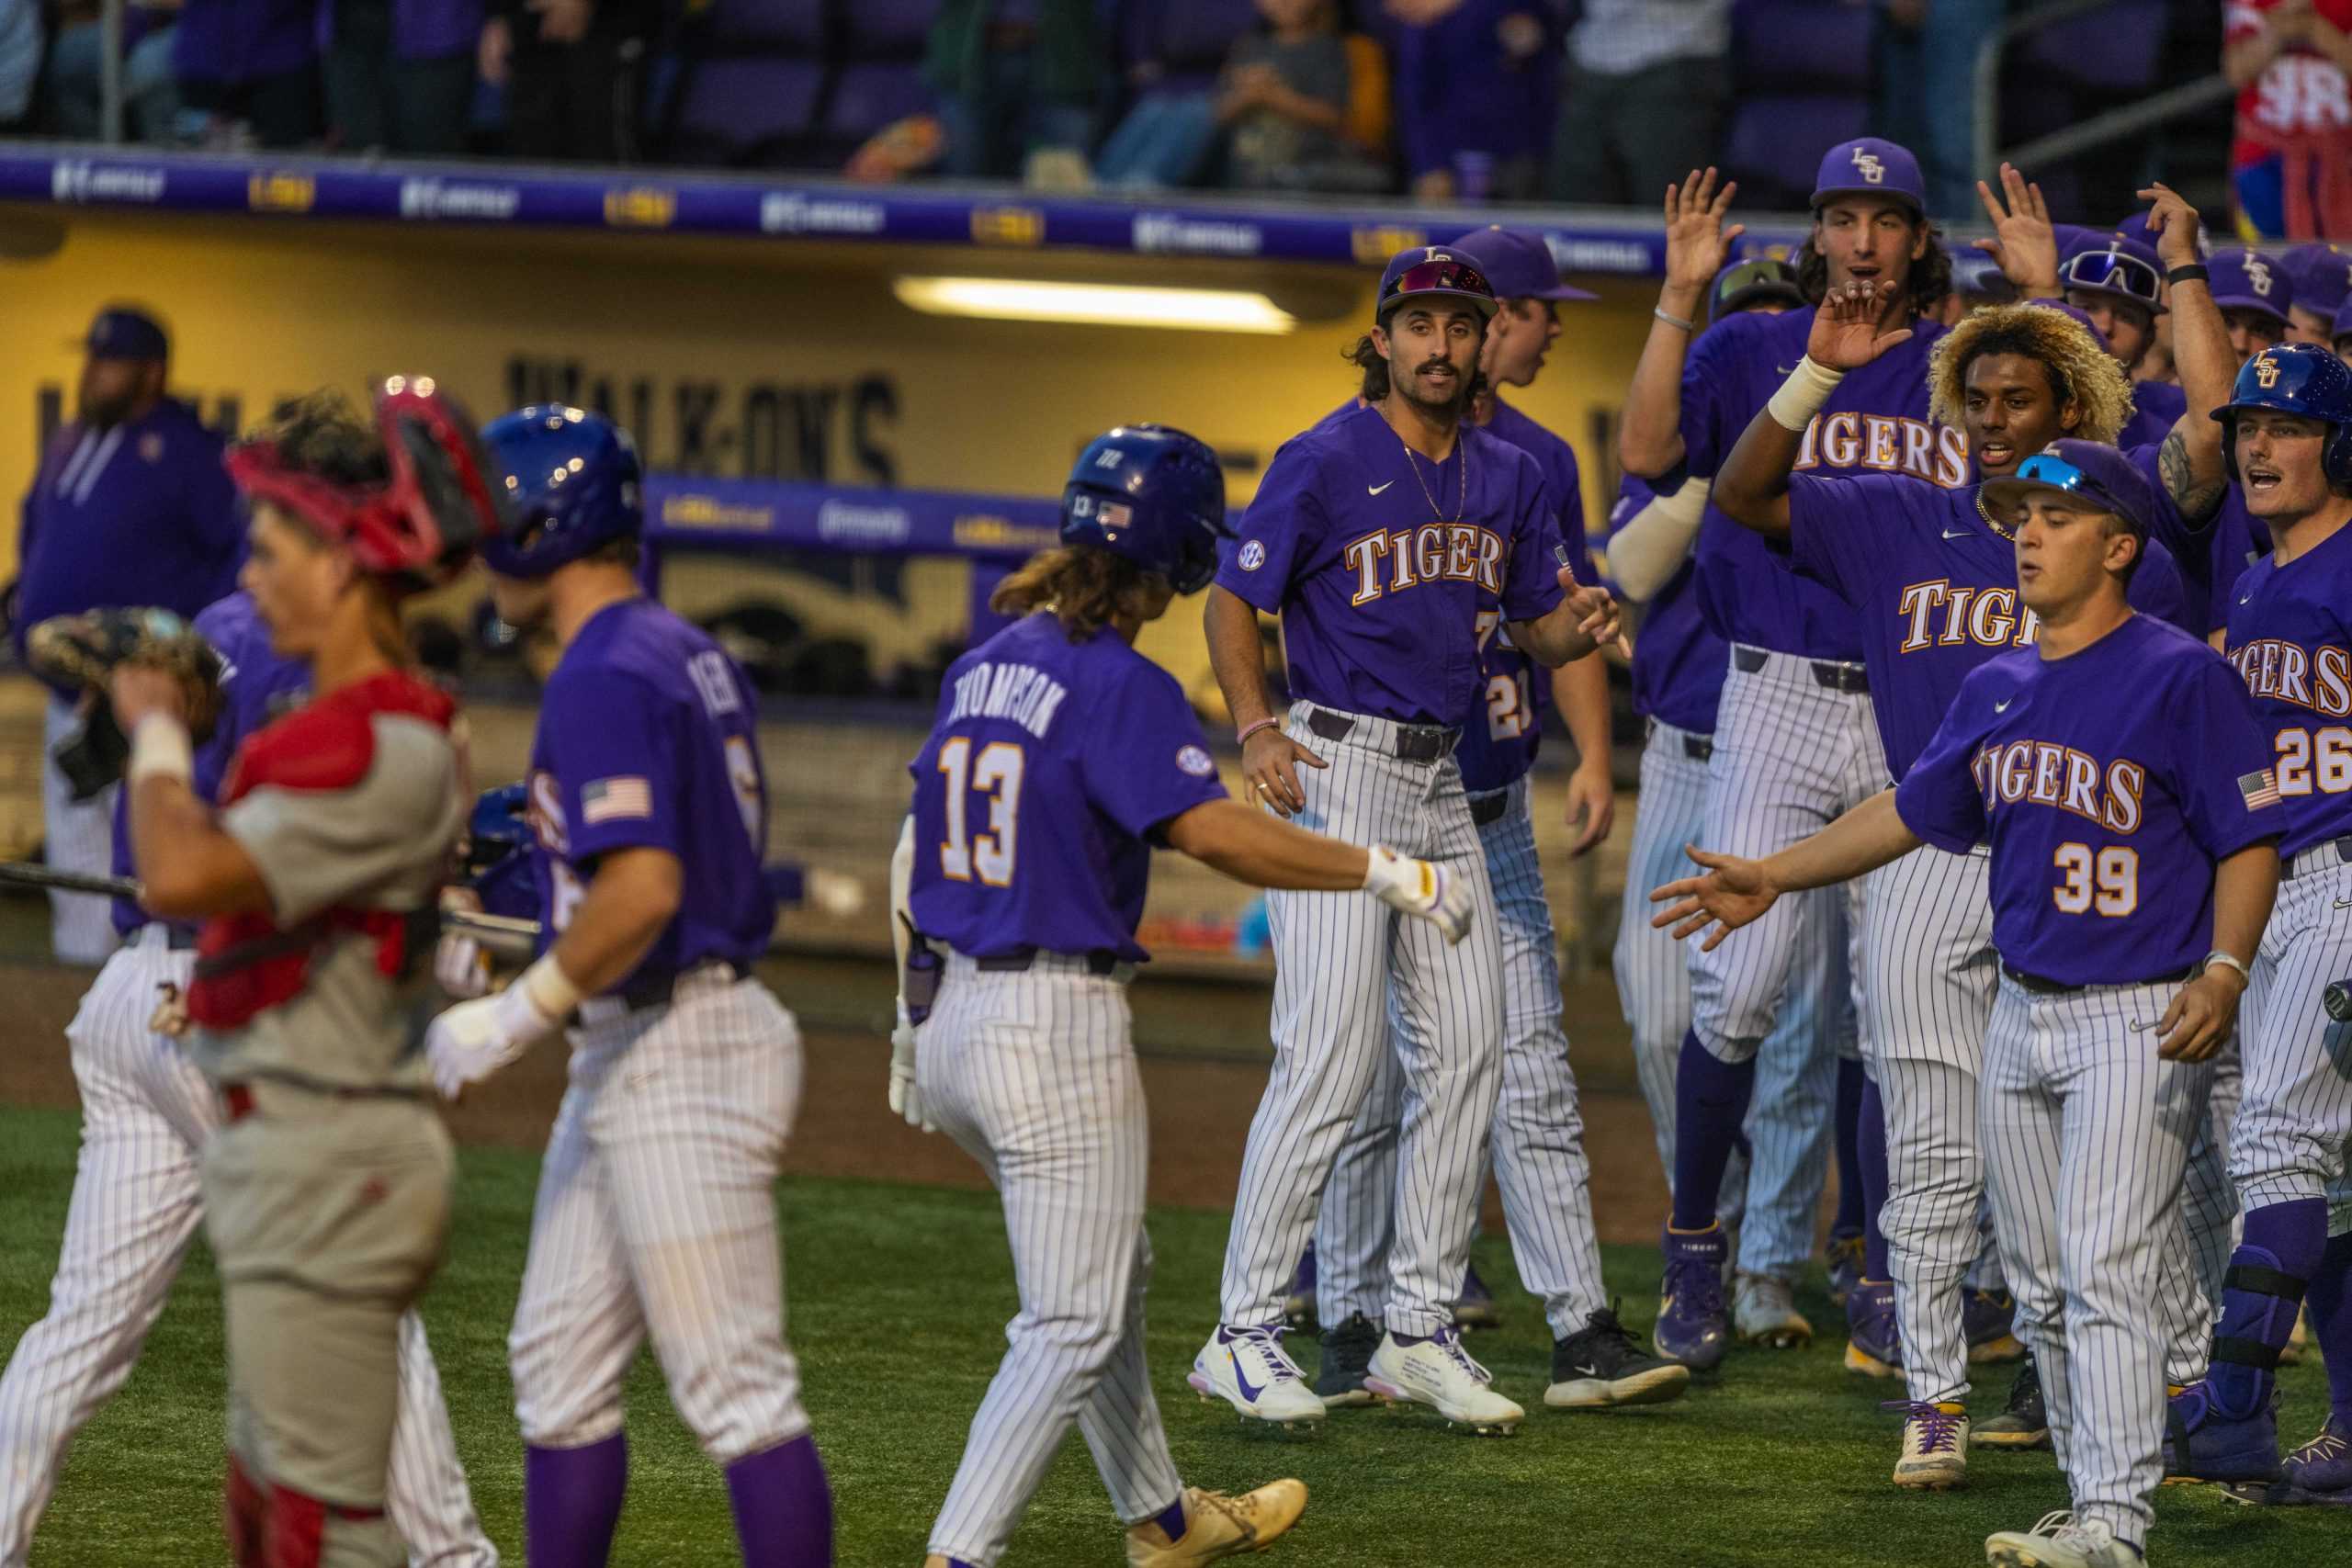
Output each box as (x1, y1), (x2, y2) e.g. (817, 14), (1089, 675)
(1238, 540), (1266, 571)
(1177, 745), (1216, 776)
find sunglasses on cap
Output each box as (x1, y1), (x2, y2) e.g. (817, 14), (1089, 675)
(1381, 259), (1496, 312)
(1713, 258), (1798, 299)
(2060, 248), (2163, 310)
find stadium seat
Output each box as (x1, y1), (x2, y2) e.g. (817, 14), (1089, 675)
(1722, 96), (1868, 211)
(1731, 0), (1874, 96)
(1123, 0), (1265, 96)
(842, 0), (934, 56)
(699, 0), (826, 52)
(666, 0), (830, 167)
(2017, 1), (2167, 96)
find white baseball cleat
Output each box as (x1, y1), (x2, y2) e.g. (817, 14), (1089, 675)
(1889, 1400), (1970, 1490)
(1733, 1271), (1814, 1348)
(1364, 1326), (1524, 1435)
(1189, 1325), (1326, 1428)
(1984, 1511), (2145, 1568)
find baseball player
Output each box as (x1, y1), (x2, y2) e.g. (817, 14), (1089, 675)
(1195, 243), (1619, 1436)
(424, 406), (832, 1564)
(0, 584), (495, 1568)
(102, 382), (500, 1568)
(1657, 441), (2283, 1567)
(1300, 226), (1688, 1416)
(1707, 180), (2233, 1485)
(2157, 344), (2352, 1506)
(1618, 141), (1962, 1364)
(894, 425), (1472, 1567)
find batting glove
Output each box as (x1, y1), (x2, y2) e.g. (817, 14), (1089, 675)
(433, 889), (492, 999)
(1363, 845), (1475, 946)
(424, 954), (581, 1098)
(888, 1002), (935, 1133)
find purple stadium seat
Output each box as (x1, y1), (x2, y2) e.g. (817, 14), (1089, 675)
(670, 57), (828, 166)
(699, 0), (825, 53)
(1722, 95), (1868, 210)
(1731, 0), (1873, 96)
(819, 62), (937, 157)
(1148, 0), (1264, 71)
(2018, 2), (2167, 95)
(843, 0), (935, 57)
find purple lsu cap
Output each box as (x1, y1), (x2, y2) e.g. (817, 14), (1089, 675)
(1979, 438), (2156, 537)
(1811, 138), (1925, 216)
(84, 306), (168, 362)
(2209, 248), (2294, 326)
(1448, 227), (1597, 303)
(1375, 243), (1498, 321)
(2282, 242), (2352, 321)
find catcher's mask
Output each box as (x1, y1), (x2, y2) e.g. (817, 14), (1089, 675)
(225, 377), (514, 596)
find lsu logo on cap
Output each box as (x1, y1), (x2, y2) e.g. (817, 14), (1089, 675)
(2256, 353), (2282, 389)
(1851, 147), (1885, 184)
(2246, 256), (2276, 297)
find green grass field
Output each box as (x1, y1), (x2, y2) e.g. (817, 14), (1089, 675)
(0, 1103), (2323, 1566)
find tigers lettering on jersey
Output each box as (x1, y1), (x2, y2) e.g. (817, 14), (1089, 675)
(1341, 523), (1507, 604)
(2224, 637), (2352, 717)
(1966, 740), (2146, 831)
(944, 659), (1073, 738)
(1792, 412), (1970, 487)
(1897, 582), (2041, 652)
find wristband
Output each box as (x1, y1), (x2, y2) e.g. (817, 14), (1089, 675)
(2165, 264), (2209, 287)
(1237, 717), (1281, 746)
(1765, 355), (1848, 434)
(127, 713), (193, 785)
(515, 953), (585, 1021)
(2200, 950), (2250, 986)
(1653, 306), (1695, 332)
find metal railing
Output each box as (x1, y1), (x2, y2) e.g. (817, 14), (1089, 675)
(1972, 0), (2232, 185)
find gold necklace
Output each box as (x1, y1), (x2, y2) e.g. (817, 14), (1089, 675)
(1973, 486), (2016, 541)
(1396, 425), (1468, 522)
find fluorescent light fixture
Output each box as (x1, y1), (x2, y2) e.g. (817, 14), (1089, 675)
(892, 276), (1296, 333)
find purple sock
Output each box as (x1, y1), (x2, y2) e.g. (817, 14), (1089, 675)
(1670, 1032), (1756, 1232)
(2209, 1198), (2328, 1419)
(526, 1435), (628, 1568)
(2306, 1229), (2352, 1427)
(1859, 1077), (1892, 1280)
(1832, 1057), (1865, 1235)
(726, 1433), (833, 1566)
(1154, 1497), (1188, 1542)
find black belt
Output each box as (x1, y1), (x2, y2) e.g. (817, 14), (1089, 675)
(1306, 708), (1459, 763)
(1733, 646), (1869, 694)
(2286, 835), (2352, 879)
(976, 947), (1123, 976)
(1646, 719), (1713, 762)
(127, 923), (197, 950)
(1999, 962), (2198, 996)
(1469, 791), (1510, 827)
(618, 959), (748, 1011)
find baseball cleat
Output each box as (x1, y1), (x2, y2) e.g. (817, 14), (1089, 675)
(1733, 1271), (1813, 1348)
(1973, 1357), (2051, 1450)
(1125, 1480), (1308, 1566)
(1964, 1288), (2026, 1364)
(1545, 1304), (1690, 1409)
(1364, 1326), (1523, 1435)
(1453, 1261), (1500, 1329)
(2161, 1382), (2279, 1485)
(1843, 1280), (1902, 1379)
(1314, 1313), (1380, 1408)
(1190, 1325), (1325, 1429)
(2222, 1416), (2352, 1507)
(1887, 1400), (1970, 1490)
(1655, 1223), (1731, 1371)
(1282, 1247), (1317, 1334)
(1983, 1510), (2143, 1568)
(1826, 1227), (1865, 1307)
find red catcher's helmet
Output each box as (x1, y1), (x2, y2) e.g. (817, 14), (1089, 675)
(225, 376), (513, 595)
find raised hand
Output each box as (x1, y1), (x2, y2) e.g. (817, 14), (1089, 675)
(1804, 278), (1914, 370)
(1973, 162), (2059, 296)
(1663, 167), (1745, 299)
(1648, 845), (1780, 951)
(2136, 182), (2203, 271)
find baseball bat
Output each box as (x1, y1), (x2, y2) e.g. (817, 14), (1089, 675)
(0, 859), (543, 946)
(2327, 978), (2352, 1023)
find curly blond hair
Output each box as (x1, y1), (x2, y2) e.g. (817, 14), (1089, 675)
(1927, 302), (2132, 447)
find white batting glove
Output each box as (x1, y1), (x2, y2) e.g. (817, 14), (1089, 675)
(888, 1003), (935, 1133)
(424, 955), (580, 1099)
(1363, 845), (1475, 946)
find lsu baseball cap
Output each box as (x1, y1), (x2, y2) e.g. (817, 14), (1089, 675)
(83, 306), (168, 362)
(1710, 257), (1804, 321)
(1375, 243), (1498, 321)
(1978, 439), (2155, 537)
(2059, 233), (2165, 315)
(1810, 138), (1925, 217)
(1948, 251), (2019, 306)
(1448, 227), (1597, 303)
(2283, 242), (2352, 321)
(2209, 248), (2294, 327)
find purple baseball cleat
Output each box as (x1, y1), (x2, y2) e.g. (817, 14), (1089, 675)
(1655, 1224), (1731, 1371)
(2162, 1381), (2281, 1484)
(1843, 1280), (1902, 1379)
(2229, 1415), (2352, 1506)
(1963, 1288), (2025, 1364)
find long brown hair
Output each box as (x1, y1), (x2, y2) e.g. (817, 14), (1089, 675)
(989, 546), (1161, 642)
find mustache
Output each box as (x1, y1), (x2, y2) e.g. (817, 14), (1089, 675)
(1415, 358), (1457, 375)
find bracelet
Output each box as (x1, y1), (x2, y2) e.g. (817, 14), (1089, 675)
(2200, 949), (2250, 986)
(2166, 263), (2209, 287)
(1653, 306), (1695, 332)
(1236, 717), (1281, 746)
(127, 713), (193, 786)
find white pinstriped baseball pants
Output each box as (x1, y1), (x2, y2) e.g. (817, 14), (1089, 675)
(2230, 851), (2352, 1221)
(1312, 776), (1611, 1338)
(0, 930), (492, 1567)
(1981, 975), (2207, 1552)
(1218, 702), (1505, 1339)
(508, 974), (809, 1466)
(40, 694), (120, 967)
(919, 954), (1182, 1568)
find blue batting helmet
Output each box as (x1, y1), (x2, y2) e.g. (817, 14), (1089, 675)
(479, 405), (643, 579)
(2214, 344), (2352, 488)
(462, 782), (538, 920)
(1060, 424), (1229, 595)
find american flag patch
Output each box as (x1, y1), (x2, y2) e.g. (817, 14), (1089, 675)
(582, 776), (653, 824)
(2240, 769), (2282, 810)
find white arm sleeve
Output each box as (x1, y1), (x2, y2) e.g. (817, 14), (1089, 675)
(888, 814), (915, 1027)
(1603, 478), (1712, 604)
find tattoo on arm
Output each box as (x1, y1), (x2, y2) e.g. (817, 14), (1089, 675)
(2159, 432), (2226, 524)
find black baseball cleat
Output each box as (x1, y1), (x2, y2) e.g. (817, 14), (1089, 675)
(1973, 1355), (2050, 1450)
(1315, 1312), (1380, 1408)
(1545, 1304), (1691, 1409)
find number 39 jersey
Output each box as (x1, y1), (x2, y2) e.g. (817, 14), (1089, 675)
(526, 596), (776, 989)
(2217, 513), (2352, 858)
(1894, 614), (2280, 987)
(908, 611), (1227, 962)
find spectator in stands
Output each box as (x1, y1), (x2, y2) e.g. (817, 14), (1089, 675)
(2225, 0), (2352, 239)
(1546, 0), (1729, 208)
(925, 0), (1100, 185)
(174, 0), (319, 147)
(324, 0), (481, 155)
(1871, 0), (1999, 223)
(479, 0), (656, 163)
(2281, 240), (2352, 338)
(0, 0), (37, 130)
(1389, 0), (1554, 203)
(42, 1), (187, 143)
(11, 308), (242, 964)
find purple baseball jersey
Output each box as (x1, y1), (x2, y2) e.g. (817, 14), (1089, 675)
(1894, 614), (2280, 986)
(1680, 307), (1962, 660)
(2204, 488), (2273, 637)
(1787, 455), (2194, 779)
(2119, 378), (2187, 451)
(1608, 473), (1729, 735)
(1217, 402), (1566, 727)
(110, 589), (308, 937)
(908, 612), (1227, 962)
(2215, 512), (2352, 858)
(526, 597), (775, 989)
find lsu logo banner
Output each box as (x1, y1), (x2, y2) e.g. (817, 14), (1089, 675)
(604, 186), (677, 228)
(246, 172), (315, 213)
(969, 206), (1045, 246)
